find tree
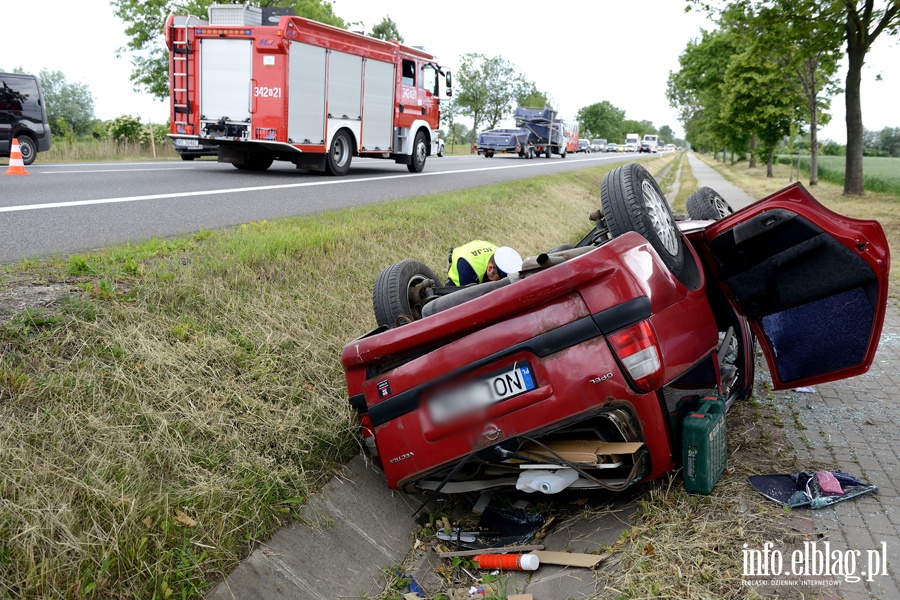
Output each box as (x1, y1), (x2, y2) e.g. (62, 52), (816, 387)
(112, 0), (346, 101)
(839, 0), (900, 194)
(454, 53), (528, 133)
(716, 1), (841, 182)
(576, 101), (625, 141)
(689, 0), (900, 194)
(668, 29), (741, 159)
(37, 69), (97, 137)
(659, 125), (675, 143)
(517, 82), (552, 110)
(369, 16), (403, 42)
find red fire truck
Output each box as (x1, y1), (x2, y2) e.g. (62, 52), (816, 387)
(165, 6), (451, 175)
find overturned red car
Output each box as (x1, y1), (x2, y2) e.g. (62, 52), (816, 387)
(341, 163), (889, 495)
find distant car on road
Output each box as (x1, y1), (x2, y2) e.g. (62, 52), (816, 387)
(591, 139), (607, 152)
(578, 139), (590, 153)
(173, 138), (218, 160)
(606, 142), (618, 153)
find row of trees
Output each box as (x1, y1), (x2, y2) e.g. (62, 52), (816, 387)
(671, 0), (899, 195)
(575, 101), (684, 147)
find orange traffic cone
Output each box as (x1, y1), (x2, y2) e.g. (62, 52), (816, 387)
(5, 138), (29, 175)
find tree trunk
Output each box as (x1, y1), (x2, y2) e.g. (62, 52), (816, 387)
(749, 133), (758, 169)
(767, 153), (774, 177)
(806, 59), (820, 186)
(844, 17), (867, 196)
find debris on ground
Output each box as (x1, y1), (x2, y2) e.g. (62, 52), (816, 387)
(748, 471), (878, 508)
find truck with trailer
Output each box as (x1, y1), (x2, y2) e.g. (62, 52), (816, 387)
(477, 107), (570, 159)
(165, 4), (451, 175)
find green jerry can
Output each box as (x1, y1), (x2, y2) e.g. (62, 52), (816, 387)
(682, 396), (727, 494)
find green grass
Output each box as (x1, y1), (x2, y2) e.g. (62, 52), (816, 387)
(778, 154), (900, 194)
(0, 153), (676, 598)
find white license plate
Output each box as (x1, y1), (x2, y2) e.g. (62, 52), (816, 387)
(175, 139), (199, 147)
(428, 363), (536, 425)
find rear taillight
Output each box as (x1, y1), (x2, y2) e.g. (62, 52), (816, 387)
(607, 320), (663, 392)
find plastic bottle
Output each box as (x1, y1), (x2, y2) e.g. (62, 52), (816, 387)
(515, 469), (579, 494)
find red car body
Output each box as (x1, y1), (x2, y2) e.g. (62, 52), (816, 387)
(342, 182), (889, 494)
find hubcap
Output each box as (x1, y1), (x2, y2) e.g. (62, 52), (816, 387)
(641, 180), (679, 256)
(416, 140), (426, 165)
(333, 136), (349, 167)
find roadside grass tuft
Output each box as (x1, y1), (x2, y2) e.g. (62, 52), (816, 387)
(0, 157), (676, 597)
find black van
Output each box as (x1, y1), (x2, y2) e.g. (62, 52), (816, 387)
(1, 72), (52, 165)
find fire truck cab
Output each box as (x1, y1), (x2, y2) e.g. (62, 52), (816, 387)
(165, 6), (451, 175)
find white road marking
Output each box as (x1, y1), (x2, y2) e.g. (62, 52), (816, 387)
(0, 156), (624, 214)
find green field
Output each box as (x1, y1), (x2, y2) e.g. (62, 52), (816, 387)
(780, 154), (900, 194)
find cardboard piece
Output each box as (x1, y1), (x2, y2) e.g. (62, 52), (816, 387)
(531, 550), (609, 568)
(507, 595), (533, 600)
(517, 440), (644, 466)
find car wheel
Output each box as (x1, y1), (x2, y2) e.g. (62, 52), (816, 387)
(180, 154), (196, 161)
(373, 260), (438, 328)
(600, 163), (685, 278)
(407, 131), (427, 173)
(686, 186), (735, 221)
(326, 129), (353, 176)
(17, 136), (37, 165)
(560, 149), (567, 159)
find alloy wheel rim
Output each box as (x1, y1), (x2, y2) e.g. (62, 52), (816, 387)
(641, 180), (679, 256)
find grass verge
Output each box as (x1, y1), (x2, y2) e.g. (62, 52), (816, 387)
(0, 155), (674, 597)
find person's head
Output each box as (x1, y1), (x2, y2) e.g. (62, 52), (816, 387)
(485, 246), (524, 281)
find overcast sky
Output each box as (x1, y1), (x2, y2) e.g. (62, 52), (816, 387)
(2, 0), (897, 144)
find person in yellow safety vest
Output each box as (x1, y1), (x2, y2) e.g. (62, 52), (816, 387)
(447, 241), (524, 286)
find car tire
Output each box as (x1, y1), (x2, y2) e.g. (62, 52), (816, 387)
(600, 163), (685, 278)
(407, 131), (427, 173)
(179, 154), (196, 161)
(17, 135), (37, 165)
(326, 129), (353, 176)
(686, 186), (735, 221)
(373, 259), (438, 328)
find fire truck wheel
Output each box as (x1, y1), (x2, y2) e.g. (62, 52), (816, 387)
(600, 163), (686, 279)
(326, 129), (353, 176)
(437, 143), (444, 158)
(372, 259), (438, 327)
(686, 186), (734, 221)
(407, 131), (427, 173)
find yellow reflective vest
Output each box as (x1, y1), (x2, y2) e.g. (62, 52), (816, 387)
(447, 240), (497, 286)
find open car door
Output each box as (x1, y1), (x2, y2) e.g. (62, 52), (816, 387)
(701, 183), (890, 390)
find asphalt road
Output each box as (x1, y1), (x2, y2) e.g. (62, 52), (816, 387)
(0, 152), (642, 265)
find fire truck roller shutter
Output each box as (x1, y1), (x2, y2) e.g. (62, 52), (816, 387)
(288, 42), (326, 145)
(200, 39), (252, 124)
(361, 59), (395, 151)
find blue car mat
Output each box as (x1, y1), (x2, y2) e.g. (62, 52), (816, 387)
(748, 471), (877, 509)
